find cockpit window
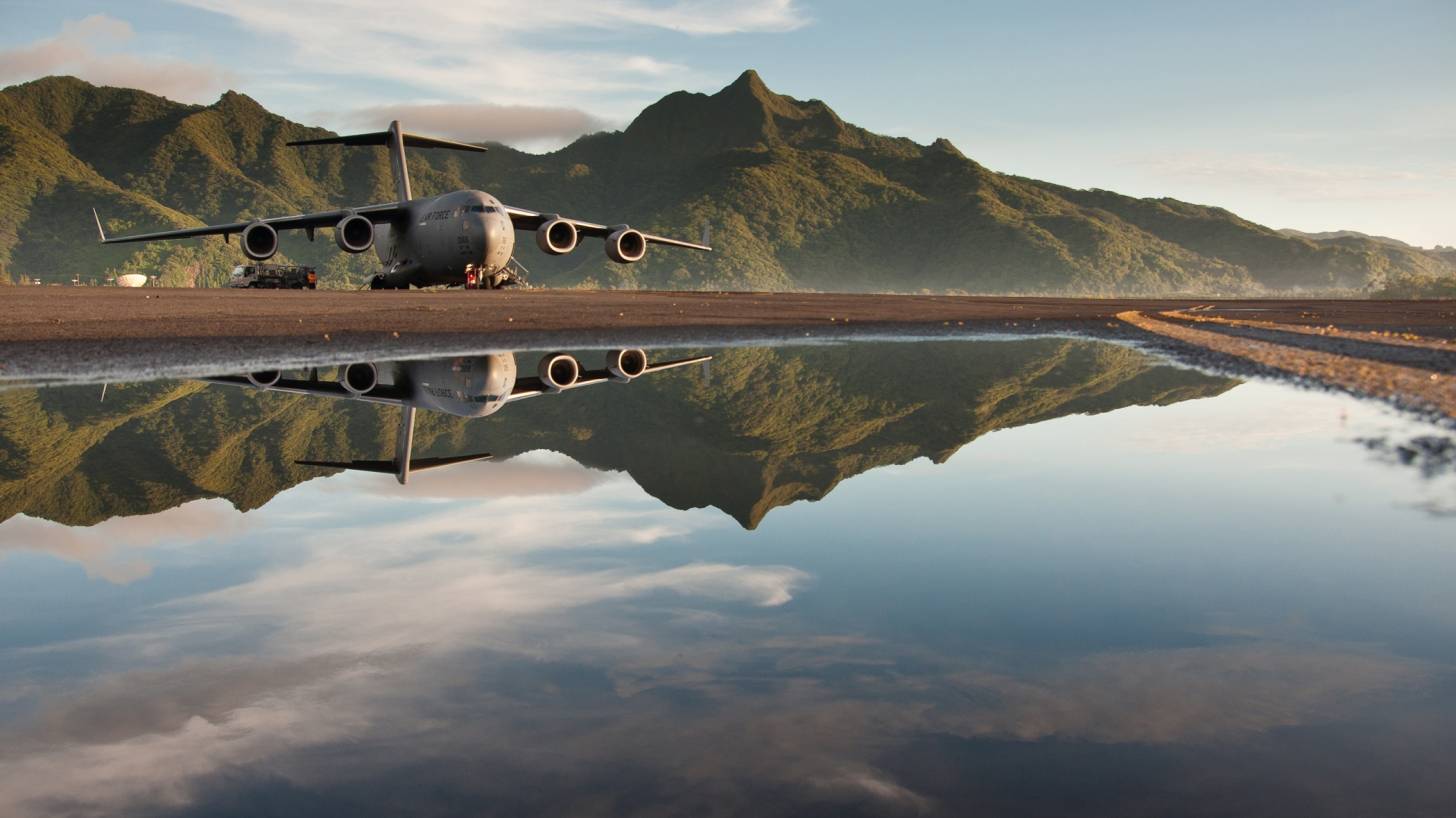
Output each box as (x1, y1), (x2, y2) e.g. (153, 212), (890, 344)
(470, 205), (486, 212)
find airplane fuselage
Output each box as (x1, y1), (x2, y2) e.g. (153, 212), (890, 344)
(402, 354), (519, 417)
(376, 190), (516, 288)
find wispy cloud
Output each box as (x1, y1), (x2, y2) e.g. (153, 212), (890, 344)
(1128, 150), (1456, 203)
(0, 15), (234, 103)
(167, 0), (806, 139)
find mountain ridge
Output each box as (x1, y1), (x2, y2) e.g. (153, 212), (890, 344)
(1, 71), (1450, 293)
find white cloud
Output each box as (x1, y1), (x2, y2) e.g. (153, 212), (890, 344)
(167, 0), (805, 127)
(0, 15), (234, 103)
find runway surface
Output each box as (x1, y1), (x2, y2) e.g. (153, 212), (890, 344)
(1, 288), (1452, 417)
(3, 288), (1455, 343)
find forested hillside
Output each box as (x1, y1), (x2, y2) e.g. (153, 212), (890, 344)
(1, 72), (1450, 293)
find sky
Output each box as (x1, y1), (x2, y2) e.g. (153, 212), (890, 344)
(1, 0), (1452, 246)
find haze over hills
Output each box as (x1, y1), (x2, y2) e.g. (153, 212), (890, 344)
(0, 341), (1236, 531)
(0, 71), (1451, 294)
(1277, 228), (1418, 249)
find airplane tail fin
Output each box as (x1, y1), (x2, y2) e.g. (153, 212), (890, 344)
(287, 120), (487, 203)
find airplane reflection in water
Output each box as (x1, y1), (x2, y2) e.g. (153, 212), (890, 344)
(202, 349), (710, 484)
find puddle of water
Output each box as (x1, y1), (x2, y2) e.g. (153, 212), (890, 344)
(0, 338), (1452, 816)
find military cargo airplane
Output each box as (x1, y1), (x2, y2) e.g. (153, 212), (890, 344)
(203, 348), (710, 484)
(91, 121), (711, 289)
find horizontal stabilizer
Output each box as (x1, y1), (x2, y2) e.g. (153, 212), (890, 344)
(296, 452), (493, 478)
(408, 453), (495, 472)
(297, 458), (397, 475)
(287, 131), (487, 153)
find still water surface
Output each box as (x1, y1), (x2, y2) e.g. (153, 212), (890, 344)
(0, 339), (1453, 816)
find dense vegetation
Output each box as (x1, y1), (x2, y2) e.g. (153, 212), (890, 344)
(2, 72), (1451, 293)
(0, 341), (1235, 529)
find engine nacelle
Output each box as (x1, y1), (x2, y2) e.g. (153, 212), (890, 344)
(247, 370), (281, 388)
(606, 348), (648, 381)
(341, 362), (379, 396)
(335, 214), (375, 254)
(241, 221), (279, 261)
(535, 218), (578, 255)
(605, 227), (647, 264)
(537, 353), (580, 392)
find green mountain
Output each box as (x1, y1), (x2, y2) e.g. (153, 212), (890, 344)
(2, 71), (1449, 293)
(0, 340), (1237, 530)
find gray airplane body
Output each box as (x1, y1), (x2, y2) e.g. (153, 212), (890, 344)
(205, 349), (710, 483)
(92, 121), (710, 289)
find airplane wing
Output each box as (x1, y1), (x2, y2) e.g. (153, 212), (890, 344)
(92, 202), (405, 245)
(201, 375), (410, 407)
(502, 205), (712, 252)
(505, 355), (712, 403)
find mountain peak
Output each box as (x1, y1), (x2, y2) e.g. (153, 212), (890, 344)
(929, 137), (964, 158)
(619, 68), (863, 158)
(711, 69), (801, 118)
(724, 69), (771, 98)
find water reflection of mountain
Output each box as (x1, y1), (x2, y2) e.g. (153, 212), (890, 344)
(0, 340), (1236, 528)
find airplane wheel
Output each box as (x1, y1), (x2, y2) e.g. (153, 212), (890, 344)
(370, 275), (386, 290)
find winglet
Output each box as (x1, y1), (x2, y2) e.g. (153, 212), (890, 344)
(92, 208), (107, 243)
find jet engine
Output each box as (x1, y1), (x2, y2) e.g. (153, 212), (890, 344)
(606, 348), (648, 381)
(247, 370), (282, 387)
(335, 214), (375, 253)
(341, 362), (379, 396)
(241, 221), (279, 261)
(537, 353), (580, 392)
(535, 218), (578, 255)
(605, 227), (647, 264)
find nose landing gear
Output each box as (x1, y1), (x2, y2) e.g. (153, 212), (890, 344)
(462, 259), (530, 290)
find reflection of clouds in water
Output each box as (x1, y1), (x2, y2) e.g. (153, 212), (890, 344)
(0, 448), (1440, 816)
(0, 499), (244, 583)
(1108, 382), (1414, 456)
(0, 453), (661, 586)
(935, 645), (1427, 744)
(0, 657), (386, 818)
(175, 546), (807, 656)
(0, 594), (1429, 818)
(0, 465), (810, 816)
